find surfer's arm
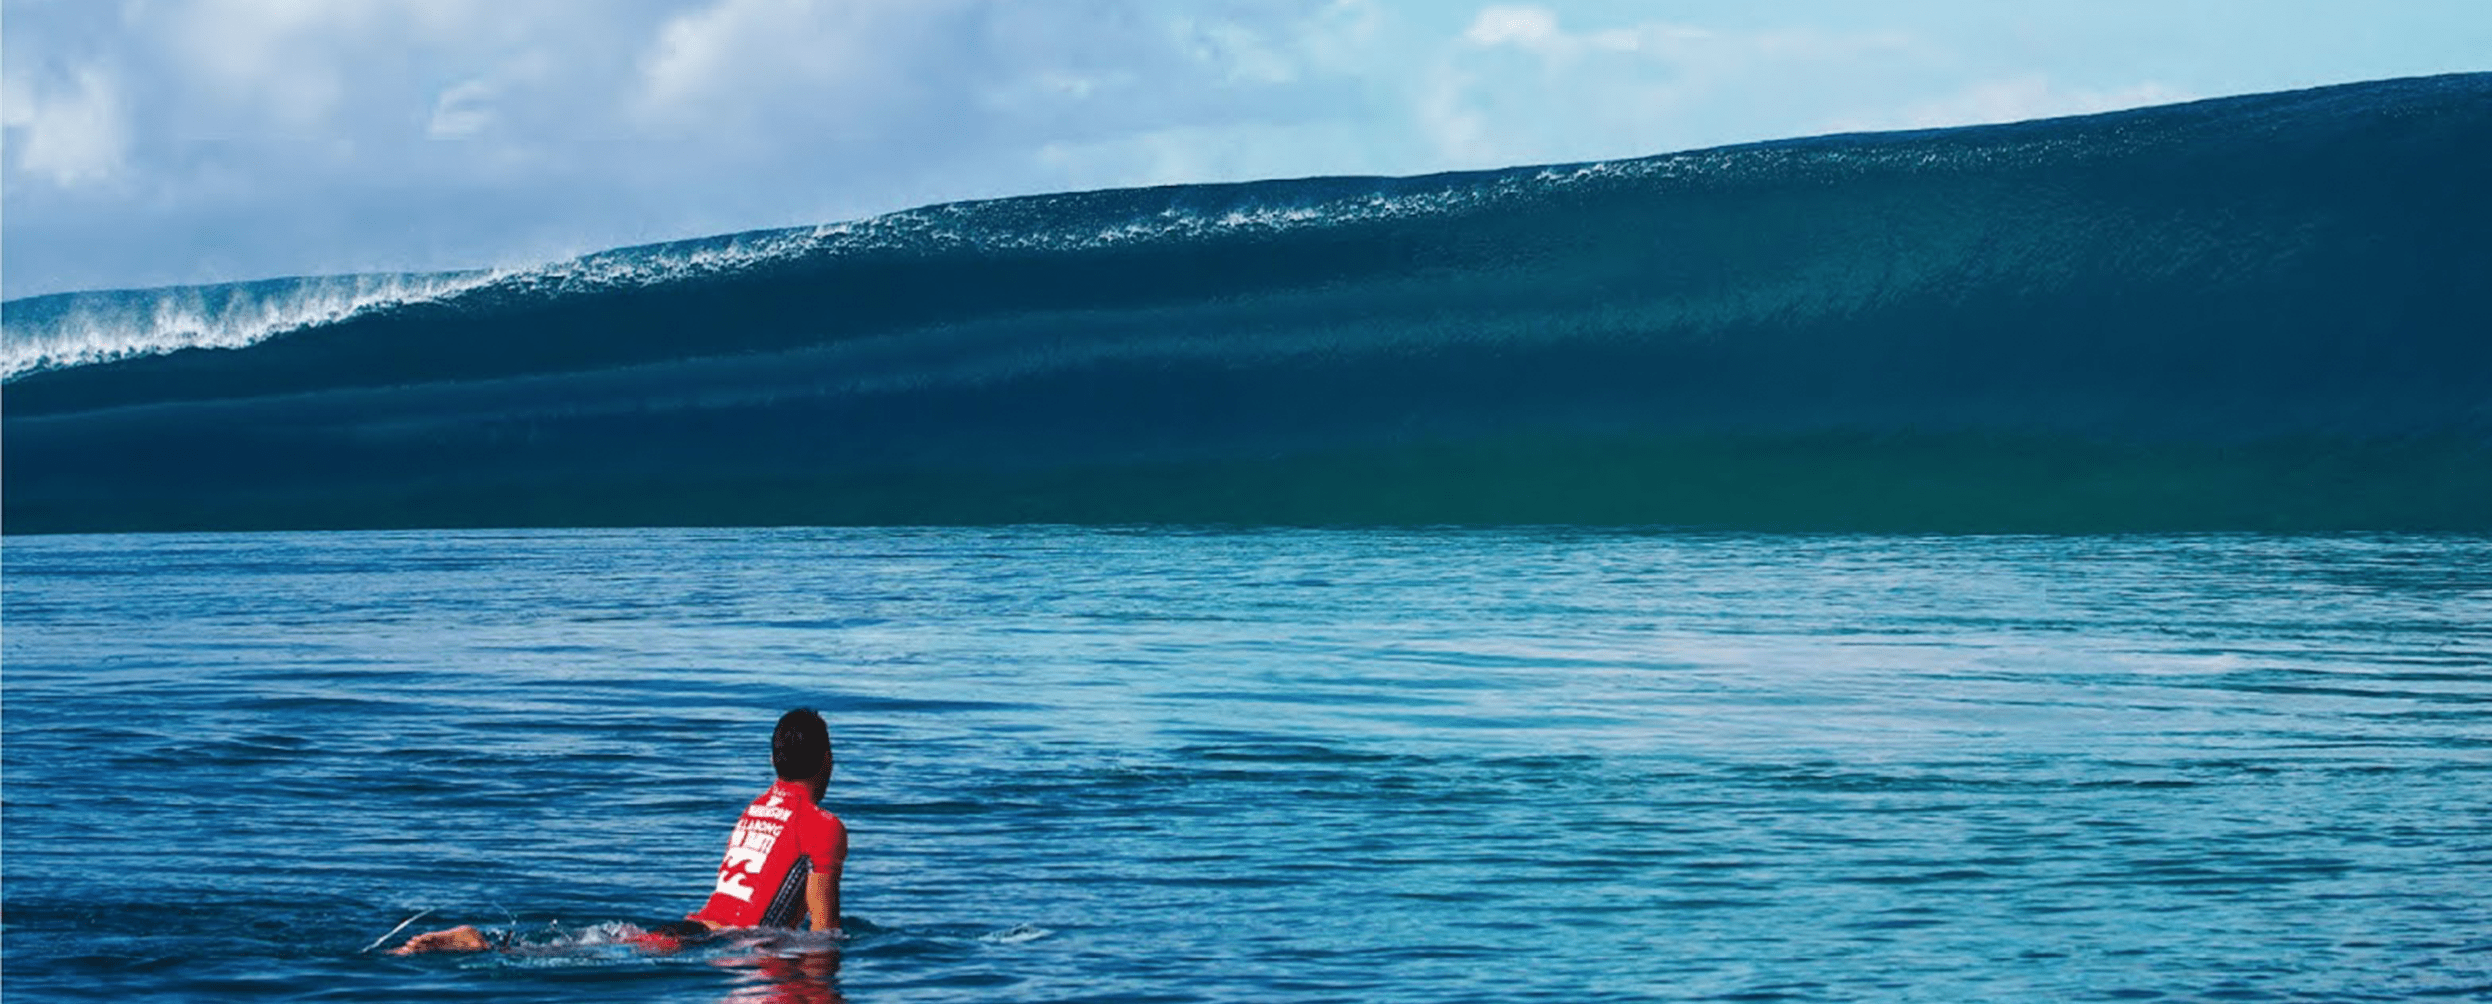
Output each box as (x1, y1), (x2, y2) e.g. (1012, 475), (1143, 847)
(805, 824), (847, 932)
(806, 871), (838, 932)
(389, 924), (493, 954)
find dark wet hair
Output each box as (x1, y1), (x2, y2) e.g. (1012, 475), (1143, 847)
(771, 708), (831, 781)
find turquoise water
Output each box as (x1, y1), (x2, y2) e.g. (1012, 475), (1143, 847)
(4, 527), (2489, 1001)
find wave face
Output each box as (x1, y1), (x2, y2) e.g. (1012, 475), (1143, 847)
(6, 74), (2490, 533)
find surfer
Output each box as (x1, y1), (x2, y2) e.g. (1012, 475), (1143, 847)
(390, 708), (849, 954)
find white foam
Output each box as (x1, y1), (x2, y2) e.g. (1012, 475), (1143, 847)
(981, 923), (1054, 944)
(0, 153), (1708, 381)
(1, 270), (501, 380)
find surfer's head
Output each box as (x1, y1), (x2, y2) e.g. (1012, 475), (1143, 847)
(772, 708), (833, 793)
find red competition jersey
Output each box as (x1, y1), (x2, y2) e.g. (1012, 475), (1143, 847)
(688, 780), (847, 929)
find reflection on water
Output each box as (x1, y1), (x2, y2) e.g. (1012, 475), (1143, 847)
(720, 950), (844, 1004)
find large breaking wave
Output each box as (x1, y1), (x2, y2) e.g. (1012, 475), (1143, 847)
(6, 74), (2488, 532)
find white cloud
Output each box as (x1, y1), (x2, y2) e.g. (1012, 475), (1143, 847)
(1420, 6), (1943, 166)
(1, 64), (132, 186)
(1033, 118), (1401, 191)
(425, 51), (561, 141)
(155, 0), (362, 123)
(634, 0), (945, 130)
(427, 79), (499, 139)
(1463, 6), (1562, 52)
(1431, 6), (1719, 163)
(1820, 75), (2196, 133)
(143, 0), (508, 126)
(1292, 0), (1385, 74)
(1463, 6), (1715, 61)
(1175, 18), (1300, 85)
(980, 68), (1129, 116)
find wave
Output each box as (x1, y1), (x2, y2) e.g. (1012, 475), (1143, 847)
(0, 162), (1587, 383)
(0, 271), (495, 379)
(5, 74), (2489, 532)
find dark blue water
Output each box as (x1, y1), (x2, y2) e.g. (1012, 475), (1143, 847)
(5, 527), (2488, 1002)
(7, 74), (2490, 532)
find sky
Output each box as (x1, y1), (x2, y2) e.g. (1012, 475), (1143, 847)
(3, 0), (2487, 299)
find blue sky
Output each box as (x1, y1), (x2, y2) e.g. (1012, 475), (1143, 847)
(4, 0), (2486, 298)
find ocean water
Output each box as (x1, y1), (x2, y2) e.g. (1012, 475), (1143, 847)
(4, 526), (2487, 1002)
(8, 74), (2489, 533)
